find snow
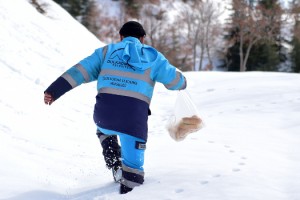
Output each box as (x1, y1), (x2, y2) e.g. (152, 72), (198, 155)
(1, 0), (300, 200)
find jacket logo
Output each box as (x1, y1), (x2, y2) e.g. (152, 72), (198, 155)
(106, 48), (132, 70)
(108, 48), (124, 60)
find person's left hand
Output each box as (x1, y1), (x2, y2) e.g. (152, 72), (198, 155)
(44, 93), (54, 105)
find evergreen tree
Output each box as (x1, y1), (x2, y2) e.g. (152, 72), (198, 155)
(225, 26), (241, 71)
(291, 37), (300, 72)
(254, 0), (282, 71)
(247, 41), (280, 71)
(224, 0), (243, 71)
(291, 0), (300, 73)
(53, 0), (90, 21)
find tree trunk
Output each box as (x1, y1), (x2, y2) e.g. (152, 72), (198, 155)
(206, 44), (213, 66)
(193, 43), (197, 71)
(239, 34), (245, 71)
(199, 42), (205, 70)
(205, 21), (213, 67)
(243, 38), (259, 72)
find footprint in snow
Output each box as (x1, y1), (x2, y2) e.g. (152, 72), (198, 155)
(201, 180), (209, 185)
(206, 88), (215, 92)
(175, 188), (184, 193)
(213, 174), (221, 178)
(208, 141), (249, 179)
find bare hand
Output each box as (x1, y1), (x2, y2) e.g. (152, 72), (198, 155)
(44, 93), (54, 105)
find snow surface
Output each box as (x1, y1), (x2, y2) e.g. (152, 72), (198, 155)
(1, 0), (300, 200)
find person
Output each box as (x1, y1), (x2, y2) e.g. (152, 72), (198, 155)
(44, 21), (188, 194)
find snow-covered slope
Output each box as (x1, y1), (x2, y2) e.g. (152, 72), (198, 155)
(0, 1), (300, 200)
(0, 0), (103, 84)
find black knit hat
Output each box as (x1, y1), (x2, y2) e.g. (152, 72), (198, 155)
(119, 21), (146, 38)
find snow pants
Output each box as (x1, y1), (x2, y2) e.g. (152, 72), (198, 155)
(96, 128), (146, 191)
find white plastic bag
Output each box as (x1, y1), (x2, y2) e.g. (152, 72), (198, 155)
(166, 90), (204, 141)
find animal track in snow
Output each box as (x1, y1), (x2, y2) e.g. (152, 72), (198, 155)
(232, 168), (241, 172)
(241, 156), (247, 160)
(206, 88), (215, 92)
(206, 140), (248, 178)
(194, 140), (249, 190)
(212, 174), (221, 178)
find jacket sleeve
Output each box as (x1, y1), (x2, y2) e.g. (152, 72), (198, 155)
(44, 77), (72, 101)
(152, 52), (187, 90)
(44, 47), (105, 101)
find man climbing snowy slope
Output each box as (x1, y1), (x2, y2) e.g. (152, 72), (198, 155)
(44, 21), (192, 194)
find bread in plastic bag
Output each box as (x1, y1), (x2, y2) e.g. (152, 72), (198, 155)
(166, 90), (204, 141)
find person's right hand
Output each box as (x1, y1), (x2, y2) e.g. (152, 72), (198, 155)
(44, 93), (54, 105)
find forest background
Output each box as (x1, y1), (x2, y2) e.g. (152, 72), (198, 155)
(31, 0), (300, 73)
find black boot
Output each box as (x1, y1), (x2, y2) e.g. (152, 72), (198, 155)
(97, 131), (121, 169)
(119, 164), (145, 194)
(120, 184), (133, 194)
(97, 131), (122, 182)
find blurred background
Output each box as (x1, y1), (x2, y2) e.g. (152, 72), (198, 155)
(31, 0), (300, 72)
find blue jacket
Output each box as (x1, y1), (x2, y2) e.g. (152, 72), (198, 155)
(45, 37), (186, 141)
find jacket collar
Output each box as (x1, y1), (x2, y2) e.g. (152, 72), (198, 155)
(122, 36), (141, 44)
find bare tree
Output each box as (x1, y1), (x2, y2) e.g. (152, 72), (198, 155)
(180, 1), (224, 71)
(82, 1), (100, 37)
(179, 2), (202, 71)
(140, 1), (193, 71)
(82, 0), (125, 44)
(140, 3), (167, 49)
(228, 0), (286, 71)
(291, 0), (300, 38)
(200, 1), (224, 71)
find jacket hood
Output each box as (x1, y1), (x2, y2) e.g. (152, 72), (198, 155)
(121, 37), (158, 71)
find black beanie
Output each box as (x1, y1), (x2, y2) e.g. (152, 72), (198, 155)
(119, 21), (146, 38)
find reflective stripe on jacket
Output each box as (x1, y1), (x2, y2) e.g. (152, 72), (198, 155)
(45, 37), (187, 141)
